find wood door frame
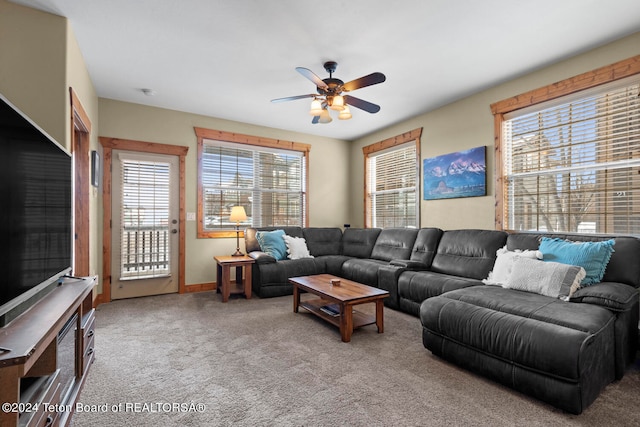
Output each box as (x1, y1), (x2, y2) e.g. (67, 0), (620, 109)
(69, 88), (91, 277)
(99, 137), (189, 303)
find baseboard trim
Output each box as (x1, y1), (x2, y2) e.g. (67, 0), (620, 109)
(93, 281), (218, 304)
(184, 282), (216, 293)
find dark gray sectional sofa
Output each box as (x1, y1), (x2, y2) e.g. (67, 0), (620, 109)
(243, 226), (640, 414)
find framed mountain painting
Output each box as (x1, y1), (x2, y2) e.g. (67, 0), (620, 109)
(423, 146), (486, 200)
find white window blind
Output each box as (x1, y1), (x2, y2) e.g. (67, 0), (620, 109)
(201, 140), (306, 229)
(120, 159), (171, 279)
(367, 141), (418, 228)
(503, 77), (640, 233)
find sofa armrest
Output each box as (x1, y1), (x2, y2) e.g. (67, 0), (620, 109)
(571, 282), (639, 378)
(248, 251), (276, 264)
(389, 259), (430, 270)
(377, 265), (407, 310)
(570, 282), (639, 312)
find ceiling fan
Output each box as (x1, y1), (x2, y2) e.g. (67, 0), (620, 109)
(271, 61), (386, 124)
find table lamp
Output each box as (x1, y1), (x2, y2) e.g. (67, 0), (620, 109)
(229, 206), (247, 256)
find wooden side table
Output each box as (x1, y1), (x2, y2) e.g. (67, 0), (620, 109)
(214, 255), (255, 302)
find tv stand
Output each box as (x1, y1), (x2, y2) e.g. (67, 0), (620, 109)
(0, 276), (96, 427)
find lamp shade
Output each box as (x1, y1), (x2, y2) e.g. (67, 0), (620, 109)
(338, 106), (352, 120)
(309, 99), (323, 116)
(229, 206), (247, 222)
(318, 109), (332, 124)
(330, 95), (344, 111)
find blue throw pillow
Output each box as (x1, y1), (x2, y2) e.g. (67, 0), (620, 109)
(538, 237), (615, 285)
(256, 229), (288, 261)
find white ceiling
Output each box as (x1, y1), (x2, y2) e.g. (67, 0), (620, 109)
(11, 0), (640, 141)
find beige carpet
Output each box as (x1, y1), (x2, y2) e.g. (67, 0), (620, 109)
(71, 291), (640, 426)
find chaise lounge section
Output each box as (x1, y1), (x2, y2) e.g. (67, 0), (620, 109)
(420, 232), (640, 414)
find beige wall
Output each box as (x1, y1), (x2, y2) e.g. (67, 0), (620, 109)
(350, 31), (640, 230)
(1, 0), (101, 289)
(0, 0), (68, 147)
(98, 99), (350, 286)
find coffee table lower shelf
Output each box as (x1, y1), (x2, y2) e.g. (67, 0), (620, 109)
(299, 298), (377, 330)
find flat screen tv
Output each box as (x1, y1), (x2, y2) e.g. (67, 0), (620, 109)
(0, 94), (73, 327)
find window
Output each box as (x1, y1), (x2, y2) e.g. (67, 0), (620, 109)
(120, 158), (171, 279)
(492, 56), (640, 234)
(364, 129), (421, 228)
(195, 128), (310, 238)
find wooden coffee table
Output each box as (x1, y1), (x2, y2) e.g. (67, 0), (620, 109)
(289, 274), (389, 342)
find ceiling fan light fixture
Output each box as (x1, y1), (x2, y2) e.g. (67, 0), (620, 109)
(318, 108), (332, 124)
(309, 99), (323, 116)
(272, 61), (385, 125)
(338, 106), (352, 120)
(330, 95), (345, 111)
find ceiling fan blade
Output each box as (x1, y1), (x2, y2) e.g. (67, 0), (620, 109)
(296, 67), (329, 90)
(344, 95), (381, 113)
(342, 72), (386, 92)
(271, 94), (316, 103)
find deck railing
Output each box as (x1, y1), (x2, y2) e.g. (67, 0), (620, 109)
(121, 225), (170, 277)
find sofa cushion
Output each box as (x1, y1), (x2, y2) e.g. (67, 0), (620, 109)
(316, 255), (351, 277)
(430, 229), (508, 280)
(506, 233), (640, 288)
(503, 257), (585, 299)
(483, 246), (542, 286)
(245, 226), (304, 253)
(341, 258), (388, 287)
(256, 229), (288, 261)
(252, 258), (324, 297)
(283, 235), (313, 259)
(302, 227), (343, 256)
(342, 228), (381, 258)
(370, 228), (419, 262)
(409, 228), (444, 266)
(539, 237), (615, 285)
(398, 270), (482, 316)
(399, 270), (482, 301)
